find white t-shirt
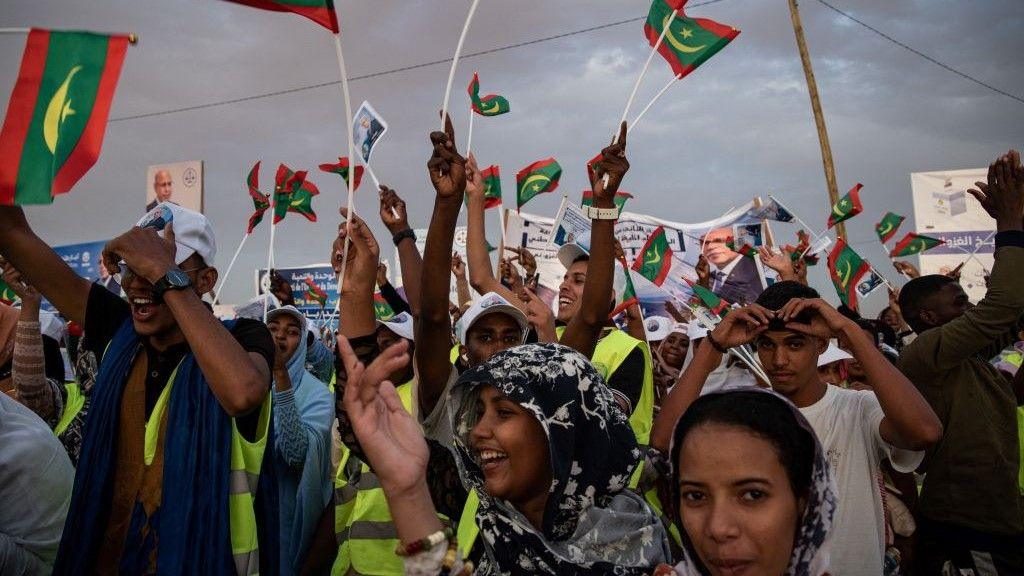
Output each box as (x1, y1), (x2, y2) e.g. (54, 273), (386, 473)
(799, 385), (923, 576)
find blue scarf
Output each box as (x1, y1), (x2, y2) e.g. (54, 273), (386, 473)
(271, 308), (334, 575)
(54, 318), (279, 576)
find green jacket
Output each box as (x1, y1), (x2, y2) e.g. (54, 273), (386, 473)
(897, 244), (1024, 535)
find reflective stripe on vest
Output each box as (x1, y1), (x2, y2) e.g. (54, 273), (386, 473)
(332, 383), (415, 576)
(140, 364), (270, 576)
(54, 382), (85, 437)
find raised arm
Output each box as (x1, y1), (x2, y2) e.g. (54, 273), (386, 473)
(464, 154), (524, 309)
(781, 298), (942, 450)
(335, 209), (380, 340)
(650, 305), (771, 451)
(560, 122), (629, 358)
(379, 187), (423, 316)
(0, 207), (91, 324)
(102, 224), (269, 416)
(451, 253), (472, 308)
(416, 116), (466, 416)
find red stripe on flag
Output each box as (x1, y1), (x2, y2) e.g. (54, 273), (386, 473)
(0, 29), (50, 205)
(52, 35), (129, 196)
(226, 0), (339, 33)
(691, 16), (741, 40)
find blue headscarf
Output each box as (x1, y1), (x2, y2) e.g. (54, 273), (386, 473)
(268, 306), (334, 575)
(54, 318), (278, 576)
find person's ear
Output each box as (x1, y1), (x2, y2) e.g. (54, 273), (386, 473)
(195, 267), (218, 296)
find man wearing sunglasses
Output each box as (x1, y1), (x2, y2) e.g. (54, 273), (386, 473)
(0, 202), (276, 574)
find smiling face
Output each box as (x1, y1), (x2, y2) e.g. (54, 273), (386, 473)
(557, 259), (587, 323)
(470, 385), (552, 515)
(753, 330), (826, 401)
(125, 254), (216, 343)
(463, 313), (524, 367)
(660, 331), (691, 369)
(268, 313), (303, 361)
(702, 227), (740, 268)
(677, 423), (801, 576)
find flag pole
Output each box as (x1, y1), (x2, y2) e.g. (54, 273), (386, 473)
(440, 0), (482, 129)
(0, 29), (139, 45)
(788, 0), (846, 242)
(629, 74), (681, 133)
(331, 25), (358, 301)
(619, 9), (678, 128)
(466, 106), (476, 155)
(263, 214), (278, 322)
(497, 205), (508, 250)
(214, 230), (250, 304)
(364, 161), (381, 190)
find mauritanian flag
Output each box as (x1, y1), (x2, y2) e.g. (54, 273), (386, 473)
(0, 30), (129, 205)
(246, 161), (271, 234)
(611, 259), (639, 317)
(827, 183), (864, 229)
(466, 165), (502, 209)
(685, 278), (729, 317)
(304, 277), (328, 307)
(827, 238), (871, 309)
(0, 276), (18, 305)
(319, 157), (364, 191)
(516, 158), (561, 210)
(373, 293), (395, 321)
(582, 190), (633, 217)
(633, 226), (673, 286)
(222, 0), (339, 33)
(875, 212), (905, 244)
(274, 164), (319, 223)
(644, 0), (740, 79)
(890, 232), (944, 258)
(467, 73), (510, 117)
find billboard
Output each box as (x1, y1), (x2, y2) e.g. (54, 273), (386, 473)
(146, 160), (204, 213)
(910, 168), (993, 301)
(255, 264), (338, 316)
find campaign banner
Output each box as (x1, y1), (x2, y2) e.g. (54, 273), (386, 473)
(255, 264), (338, 316)
(146, 160), (204, 214)
(53, 240), (109, 281)
(911, 167), (993, 301)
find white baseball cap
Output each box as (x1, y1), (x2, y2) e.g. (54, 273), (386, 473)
(644, 316), (672, 341)
(136, 202), (217, 265)
(266, 305), (306, 329)
(556, 231), (592, 270)
(670, 322), (689, 336)
(687, 322), (710, 341)
(378, 311), (415, 341)
(455, 292), (529, 346)
(817, 340), (853, 367)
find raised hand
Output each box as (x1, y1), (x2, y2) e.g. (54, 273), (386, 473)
(707, 304), (774, 349)
(335, 208), (380, 294)
(588, 121), (630, 202)
(464, 153), (484, 201)
(508, 246), (537, 279)
(777, 297), (853, 339)
(269, 269), (295, 306)
(0, 257), (39, 304)
(500, 257), (523, 293)
(378, 186), (410, 234)
(758, 246), (796, 279)
(451, 252), (465, 278)
(338, 336), (428, 495)
(427, 113), (466, 201)
(695, 254), (711, 289)
(102, 223), (178, 284)
(967, 150), (1024, 230)
(518, 286), (556, 342)
(893, 260), (920, 279)
(376, 262), (388, 287)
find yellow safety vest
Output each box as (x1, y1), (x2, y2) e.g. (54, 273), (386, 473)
(331, 383), (415, 576)
(143, 363), (272, 576)
(459, 328), (656, 557)
(54, 382), (85, 437)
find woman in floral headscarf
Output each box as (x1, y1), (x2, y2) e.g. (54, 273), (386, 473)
(339, 339), (671, 575)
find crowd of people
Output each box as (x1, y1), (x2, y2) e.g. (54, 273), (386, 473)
(0, 118), (1022, 575)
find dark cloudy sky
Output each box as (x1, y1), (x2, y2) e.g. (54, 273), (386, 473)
(2, 0), (1022, 308)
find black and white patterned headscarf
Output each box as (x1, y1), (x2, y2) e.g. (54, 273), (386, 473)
(449, 343), (671, 575)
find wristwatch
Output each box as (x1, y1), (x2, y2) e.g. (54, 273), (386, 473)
(152, 267), (192, 300)
(582, 204), (619, 221)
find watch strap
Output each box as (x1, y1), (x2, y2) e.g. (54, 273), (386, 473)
(582, 204), (619, 221)
(392, 228), (416, 246)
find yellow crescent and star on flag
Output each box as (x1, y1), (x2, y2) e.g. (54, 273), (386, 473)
(43, 65), (84, 155)
(662, 14), (706, 54)
(520, 174), (551, 196)
(645, 244), (664, 267)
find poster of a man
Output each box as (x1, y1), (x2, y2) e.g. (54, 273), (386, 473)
(353, 101), (388, 163)
(145, 160), (204, 213)
(700, 226), (761, 305)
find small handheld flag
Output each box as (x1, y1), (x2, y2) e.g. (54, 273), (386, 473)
(875, 212), (905, 245)
(222, 0), (339, 33)
(516, 158), (561, 210)
(0, 29), (130, 205)
(686, 278), (730, 318)
(644, 0), (740, 79)
(827, 183), (864, 229)
(827, 238), (871, 310)
(467, 73), (510, 117)
(466, 165), (502, 209)
(611, 260), (639, 317)
(632, 226), (673, 286)
(319, 157), (364, 191)
(274, 164), (319, 223)
(304, 277), (328, 307)
(373, 293), (396, 321)
(890, 233), (944, 258)
(246, 161), (271, 234)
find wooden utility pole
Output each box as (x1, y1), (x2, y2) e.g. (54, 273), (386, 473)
(788, 0), (847, 241)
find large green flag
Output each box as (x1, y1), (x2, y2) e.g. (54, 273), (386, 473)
(222, 0), (339, 33)
(874, 212), (904, 244)
(516, 158), (561, 210)
(632, 226), (673, 285)
(827, 183), (864, 228)
(827, 238), (871, 309)
(0, 29), (129, 205)
(645, 0), (739, 79)
(890, 232), (944, 257)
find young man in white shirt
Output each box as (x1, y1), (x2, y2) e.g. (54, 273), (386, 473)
(654, 281), (942, 575)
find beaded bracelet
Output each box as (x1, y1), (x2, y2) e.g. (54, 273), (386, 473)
(440, 536), (474, 576)
(394, 527), (453, 557)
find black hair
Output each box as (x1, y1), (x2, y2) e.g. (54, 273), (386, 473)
(898, 274), (955, 332)
(671, 391), (816, 507)
(572, 254), (590, 265)
(755, 281), (820, 330)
